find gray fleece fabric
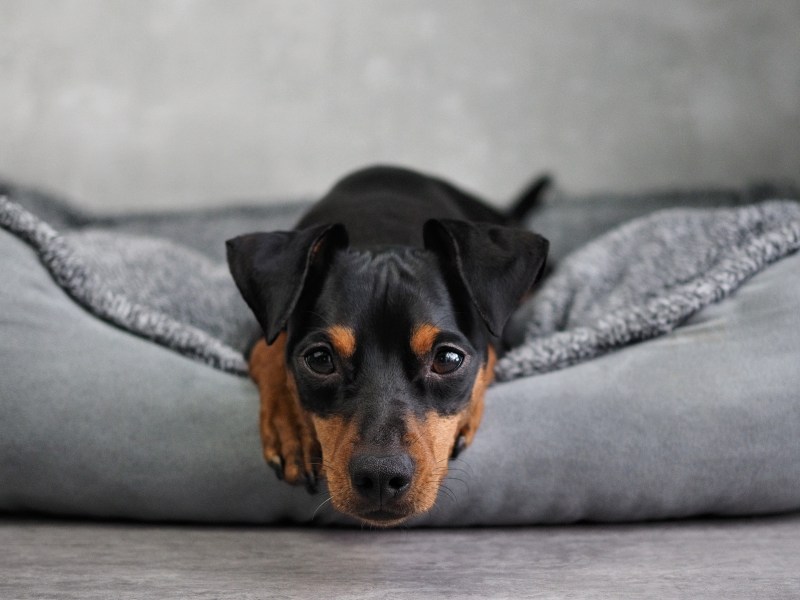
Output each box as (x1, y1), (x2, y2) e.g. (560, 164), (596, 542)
(498, 200), (800, 379)
(1, 192), (799, 380)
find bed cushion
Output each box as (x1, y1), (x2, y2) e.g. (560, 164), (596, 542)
(1, 187), (800, 525)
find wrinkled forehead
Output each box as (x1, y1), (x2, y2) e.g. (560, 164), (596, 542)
(308, 248), (458, 336)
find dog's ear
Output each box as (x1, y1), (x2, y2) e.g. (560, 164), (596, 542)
(226, 223), (348, 344)
(424, 219), (548, 337)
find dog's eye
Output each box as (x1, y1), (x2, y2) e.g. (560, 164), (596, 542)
(432, 348), (464, 375)
(305, 348), (335, 375)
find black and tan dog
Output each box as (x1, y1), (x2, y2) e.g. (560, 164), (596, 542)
(226, 165), (548, 526)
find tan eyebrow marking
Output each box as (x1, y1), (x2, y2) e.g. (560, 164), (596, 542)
(327, 325), (356, 359)
(410, 323), (440, 357)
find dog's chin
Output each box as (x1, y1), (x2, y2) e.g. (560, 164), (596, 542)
(332, 495), (436, 528)
(355, 509), (415, 528)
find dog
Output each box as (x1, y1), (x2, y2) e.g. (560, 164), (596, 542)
(226, 165), (549, 526)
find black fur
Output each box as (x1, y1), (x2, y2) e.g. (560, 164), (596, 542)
(226, 165), (549, 519)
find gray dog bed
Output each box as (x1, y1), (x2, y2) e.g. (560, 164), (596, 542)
(1, 180), (799, 525)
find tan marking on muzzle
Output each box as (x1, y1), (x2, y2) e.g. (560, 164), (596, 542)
(311, 414), (360, 515)
(404, 412), (462, 515)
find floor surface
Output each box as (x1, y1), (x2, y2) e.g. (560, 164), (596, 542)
(3, 514), (800, 599)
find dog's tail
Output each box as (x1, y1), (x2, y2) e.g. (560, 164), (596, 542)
(506, 173), (553, 223)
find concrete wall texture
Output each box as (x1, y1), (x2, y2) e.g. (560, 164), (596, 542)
(1, 0), (798, 212)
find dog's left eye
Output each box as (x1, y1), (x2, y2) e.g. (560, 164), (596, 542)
(432, 348), (464, 375)
(305, 348), (335, 375)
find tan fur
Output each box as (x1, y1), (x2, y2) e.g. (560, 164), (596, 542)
(249, 334), (496, 524)
(404, 412), (462, 514)
(457, 346), (496, 448)
(410, 323), (440, 357)
(249, 336), (320, 484)
(311, 415), (360, 514)
(327, 325), (356, 359)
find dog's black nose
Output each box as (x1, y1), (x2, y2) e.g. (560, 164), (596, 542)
(349, 454), (414, 502)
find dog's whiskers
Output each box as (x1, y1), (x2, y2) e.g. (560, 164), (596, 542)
(311, 496), (333, 520)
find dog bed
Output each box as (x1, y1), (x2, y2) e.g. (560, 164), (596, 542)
(1, 180), (799, 525)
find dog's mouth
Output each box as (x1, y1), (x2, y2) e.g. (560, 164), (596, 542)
(356, 508), (414, 527)
(327, 482), (441, 527)
(322, 468), (441, 526)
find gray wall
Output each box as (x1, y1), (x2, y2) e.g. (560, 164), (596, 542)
(1, 0), (798, 212)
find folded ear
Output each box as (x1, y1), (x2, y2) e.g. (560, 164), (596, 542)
(423, 219), (548, 337)
(226, 223), (348, 344)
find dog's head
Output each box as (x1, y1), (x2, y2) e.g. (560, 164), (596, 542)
(227, 219), (547, 526)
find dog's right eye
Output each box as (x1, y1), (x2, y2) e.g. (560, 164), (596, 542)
(304, 348), (335, 375)
(432, 348), (464, 375)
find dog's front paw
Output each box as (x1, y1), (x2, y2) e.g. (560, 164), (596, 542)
(249, 337), (322, 493)
(260, 393), (321, 493)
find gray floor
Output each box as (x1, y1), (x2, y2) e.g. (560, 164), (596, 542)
(3, 515), (800, 599)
